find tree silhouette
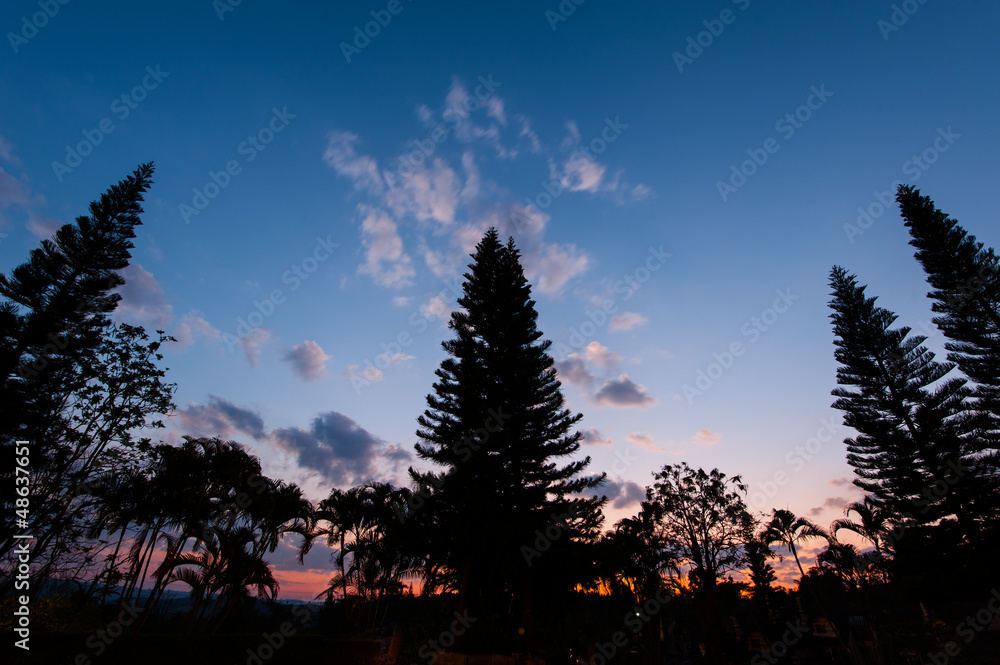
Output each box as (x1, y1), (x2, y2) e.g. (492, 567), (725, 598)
(763, 508), (827, 584)
(896, 186), (1000, 540)
(597, 500), (678, 604)
(896, 185), (1000, 429)
(308, 482), (420, 629)
(827, 266), (984, 536)
(0, 162), (156, 442)
(0, 164), (173, 594)
(647, 463), (752, 590)
(744, 533), (777, 601)
(0, 323), (174, 595)
(73, 436), (312, 633)
(646, 462), (752, 653)
(830, 496), (894, 580)
(409, 228), (605, 652)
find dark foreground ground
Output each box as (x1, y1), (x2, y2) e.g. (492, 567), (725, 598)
(3, 634), (382, 665)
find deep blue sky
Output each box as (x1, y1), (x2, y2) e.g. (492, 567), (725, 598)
(2, 0), (999, 595)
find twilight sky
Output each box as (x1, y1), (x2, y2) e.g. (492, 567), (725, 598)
(2, 1), (999, 598)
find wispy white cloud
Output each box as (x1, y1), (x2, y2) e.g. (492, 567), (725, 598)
(420, 292), (453, 323)
(627, 432), (664, 452)
(561, 121), (581, 149)
(610, 311), (648, 332)
(0, 167), (32, 208)
(629, 183), (653, 201)
(582, 341), (623, 369)
(516, 115), (542, 155)
(357, 207), (416, 288)
(26, 211), (61, 239)
(344, 363), (383, 385)
(522, 242), (590, 294)
(321, 79), (655, 305)
(239, 328), (271, 368)
(323, 131), (383, 193)
(0, 160), (51, 234)
(485, 97), (506, 126)
(459, 151), (480, 203)
(115, 267), (228, 356)
(690, 429), (721, 446)
(114, 263), (174, 328)
(385, 158), (459, 225)
(375, 351), (415, 368)
(0, 135), (19, 165)
(175, 311), (222, 347)
(559, 154), (607, 193)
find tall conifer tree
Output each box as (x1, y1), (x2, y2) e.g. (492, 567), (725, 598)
(896, 185), (1000, 459)
(0, 162), (156, 443)
(410, 228), (605, 651)
(0, 164), (170, 588)
(827, 266), (985, 538)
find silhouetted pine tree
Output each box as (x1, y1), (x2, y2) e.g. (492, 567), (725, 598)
(409, 228), (605, 652)
(0, 164), (171, 592)
(896, 185), (1000, 457)
(827, 266), (984, 538)
(0, 162), (156, 443)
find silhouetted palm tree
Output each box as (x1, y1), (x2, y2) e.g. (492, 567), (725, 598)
(599, 500), (678, 603)
(816, 541), (861, 589)
(764, 509), (827, 583)
(830, 497), (891, 557)
(308, 482), (420, 628)
(830, 496), (894, 582)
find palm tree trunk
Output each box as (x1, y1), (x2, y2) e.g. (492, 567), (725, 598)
(340, 533), (349, 622)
